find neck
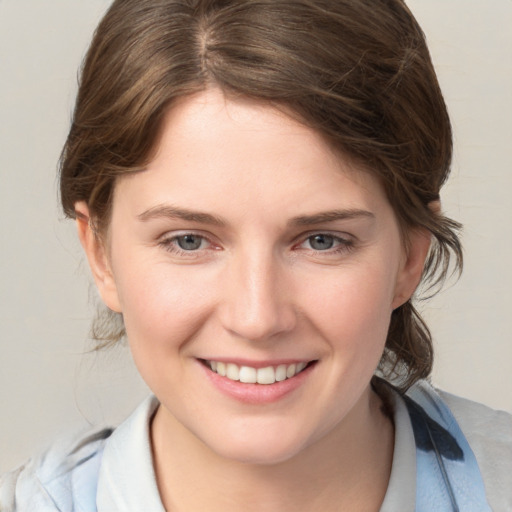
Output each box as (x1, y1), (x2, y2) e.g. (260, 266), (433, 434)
(151, 386), (394, 512)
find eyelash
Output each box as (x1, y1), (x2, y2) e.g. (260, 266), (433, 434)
(296, 232), (355, 255)
(158, 231), (355, 258)
(158, 232), (217, 258)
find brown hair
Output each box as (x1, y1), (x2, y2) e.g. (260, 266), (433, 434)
(60, 0), (462, 390)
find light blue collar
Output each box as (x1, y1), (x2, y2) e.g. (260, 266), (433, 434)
(405, 380), (492, 511)
(7, 383), (492, 511)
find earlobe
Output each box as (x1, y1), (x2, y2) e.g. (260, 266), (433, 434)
(392, 228), (432, 310)
(74, 201), (122, 313)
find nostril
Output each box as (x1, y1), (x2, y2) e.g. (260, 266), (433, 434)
(221, 309), (297, 342)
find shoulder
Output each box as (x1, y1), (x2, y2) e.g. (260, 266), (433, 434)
(0, 427), (112, 512)
(438, 391), (512, 470)
(439, 390), (512, 445)
(438, 389), (512, 508)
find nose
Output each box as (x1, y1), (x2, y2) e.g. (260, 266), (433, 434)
(219, 249), (297, 342)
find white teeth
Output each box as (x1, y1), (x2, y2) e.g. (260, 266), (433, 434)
(275, 364), (287, 382)
(286, 364), (296, 378)
(257, 366), (275, 385)
(296, 361), (307, 373)
(226, 363), (240, 381)
(207, 360), (309, 385)
(216, 361), (226, 377)
(239, 366), (257, 383)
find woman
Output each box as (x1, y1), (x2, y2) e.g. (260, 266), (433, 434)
(1, 0), (511, 510)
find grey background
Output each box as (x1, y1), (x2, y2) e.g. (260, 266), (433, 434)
(1, 0), (511, 472)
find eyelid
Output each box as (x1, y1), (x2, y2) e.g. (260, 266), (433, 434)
(293, 229), (354, 244)
(157, 230), (221, 256)
(292, 230), (356, 254)
(158, 229), (215, 243)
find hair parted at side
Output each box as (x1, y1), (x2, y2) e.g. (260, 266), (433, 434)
(60, 0), (462, 391)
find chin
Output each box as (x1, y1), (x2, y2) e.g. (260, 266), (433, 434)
(214, 440), (306, 466)
(197, 420), (317, 466)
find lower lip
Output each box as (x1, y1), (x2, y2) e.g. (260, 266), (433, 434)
(199, 361), (316, 405)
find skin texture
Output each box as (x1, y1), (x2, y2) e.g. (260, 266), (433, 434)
(76, 89), (430, 511)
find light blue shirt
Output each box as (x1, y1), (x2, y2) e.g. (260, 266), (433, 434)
(1, 381), (509, 511)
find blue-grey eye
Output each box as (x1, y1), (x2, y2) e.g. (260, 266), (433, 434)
(308, 234), (335, 250)
(176, 234), (203, 250)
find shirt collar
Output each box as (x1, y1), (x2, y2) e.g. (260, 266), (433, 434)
(379, 387), (416, 511)
(95, 389), (418, 512)
(96, 395), (164, 512)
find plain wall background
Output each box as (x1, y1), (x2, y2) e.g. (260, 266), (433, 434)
(0, 0), (511, 473)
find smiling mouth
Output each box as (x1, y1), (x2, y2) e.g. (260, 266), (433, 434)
(203, 360), (314, 385)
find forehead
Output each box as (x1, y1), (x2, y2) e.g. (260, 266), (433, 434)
(113, 88), (392, 225)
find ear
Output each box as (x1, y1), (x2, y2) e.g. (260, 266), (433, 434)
(391, 227), (432, 310)
(75, 201), (122, 313)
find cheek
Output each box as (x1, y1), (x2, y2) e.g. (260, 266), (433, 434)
(116, 265), (219, 399)
(309, 263), (396, 322)
(301, 262), (397, 356)
(112, 255), (216, 353)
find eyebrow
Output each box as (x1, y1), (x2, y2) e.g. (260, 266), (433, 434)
(138, 205), (374, 228)
(137, 205), (227, 226)
(289, 209), (375, 226)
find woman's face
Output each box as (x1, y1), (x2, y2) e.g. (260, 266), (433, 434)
(82, 89), (426, 464)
